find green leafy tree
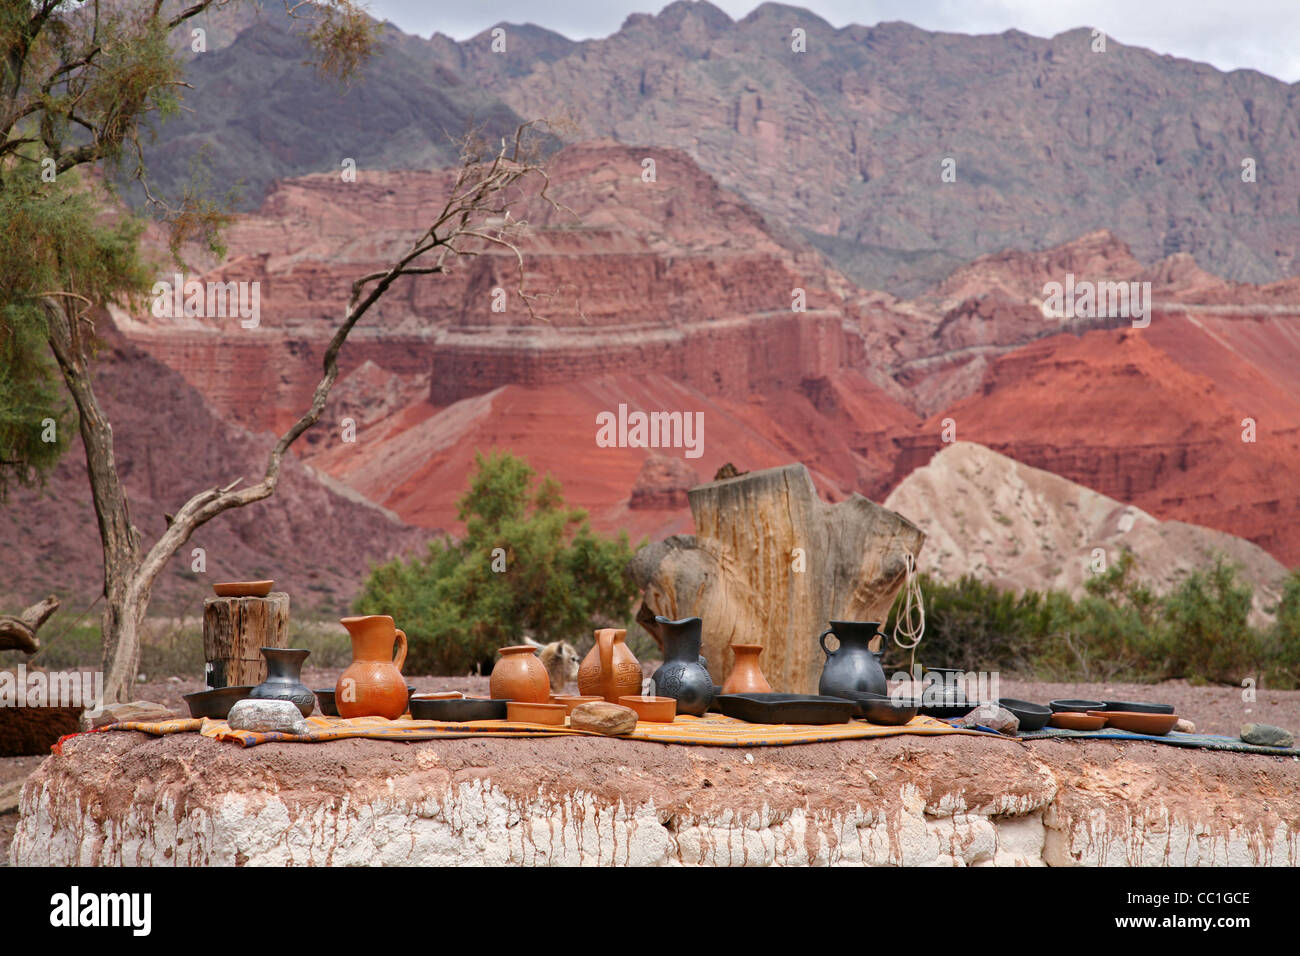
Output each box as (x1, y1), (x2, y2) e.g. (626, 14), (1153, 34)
(1153, 555), (1260, 683)
(355, 452), (643, 674)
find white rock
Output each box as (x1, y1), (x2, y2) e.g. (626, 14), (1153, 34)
(227, 699), (309, 735)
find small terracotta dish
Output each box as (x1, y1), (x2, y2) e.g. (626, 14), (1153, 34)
(314, 688), (338, 716)
(507, 700), (567, 725)
(1049, 712), (1106, 731)
(618, 695), (677, 722)
(1088, 710), (1179, 736)
(551, 694), (604, 715)
(212, 580), (274, 598)
(183, 685), (254, 719)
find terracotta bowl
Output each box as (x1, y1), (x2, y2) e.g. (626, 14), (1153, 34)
(618, 695), (676, 723)
(1088, 710), (1179, 736)
(507, 701), (567, 725)
(1049, 712), (1106, 731)
(183, 686), (254, 719)
(212, 580), (274, 598)
(551, 694), (604, 715)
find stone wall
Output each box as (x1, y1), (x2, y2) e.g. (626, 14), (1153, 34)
(11, 732), (1298, 866)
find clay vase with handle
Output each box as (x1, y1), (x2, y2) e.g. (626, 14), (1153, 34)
(490, 645), (551, 702)
(651, 616), (714, 716)
(722, 644), (773, 695)
(336, 615), (409, 720)
(577, 628), (644, 703)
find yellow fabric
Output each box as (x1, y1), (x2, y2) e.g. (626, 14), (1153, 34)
(100, 712), (990, 748)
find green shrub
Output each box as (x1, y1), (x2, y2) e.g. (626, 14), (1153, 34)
(355, 451), (643, 674)
(1152, 556), (1261, 684)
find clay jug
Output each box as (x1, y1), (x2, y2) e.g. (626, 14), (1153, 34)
(817, 620), (888, 699)
(577, 628), (644, 703)
(651, 616), (714, 716)
(250, 647), (315, 717)
(490, 645), (551, 702)
(722, 644), (772, 695)
(336, 615), (408, 720)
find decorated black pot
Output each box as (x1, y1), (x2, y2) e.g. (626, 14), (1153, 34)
(651, 616), (714, 716)
(249, 647), (315, 717)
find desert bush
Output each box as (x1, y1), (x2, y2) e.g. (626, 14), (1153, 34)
(355, 451), (642, 674)
(1262, 570), (1300, 688)
(1151, 556), (1261, 684)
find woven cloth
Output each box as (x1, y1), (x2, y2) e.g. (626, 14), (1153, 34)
(100, 712), (991, 748)
(1017, 725), (1299, 756)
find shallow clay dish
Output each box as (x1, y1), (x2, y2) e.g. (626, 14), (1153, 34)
(1049, 698), (1108, 713)
(551, 694), (604, 715)
(1088, 710), (1179, 735)
(619, 695), (677, 722)
(839, 691), (919, 726)
(183, 685), (253, 719)
(1103, 700), (1175, 715)
(507, 700), (567, 725)
(411, 696), (506, 722)
(998, 698), (1051, 732)
(1049, 712), (1106, 731)
(212, 580), (274, 598)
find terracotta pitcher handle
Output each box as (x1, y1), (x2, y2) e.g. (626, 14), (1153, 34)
(598, 629), (615, 681)
(393, 628), (407, 673)
(818, 628), (836, 657)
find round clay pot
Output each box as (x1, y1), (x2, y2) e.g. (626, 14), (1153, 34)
(490, 645), (551, 702)
(722, 644), (772, 695)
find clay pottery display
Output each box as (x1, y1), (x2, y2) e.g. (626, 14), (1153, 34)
(1049, 712), (1106, 731)
(507, 700), (566, 725)
(722, 644), (772, 695)
(212, 580), (274, 598)
(336, 615), (408, 720)
(1088, 710), (1179, 736)
(997, 698), (1051, 732)
(1049, 698), (1108, 713)
(490, 645), (551, 702)
(577, 627), (644, 703)
(817, 621), (888, 699)
(618, 695), (676, 722)
(650, 616), (714, 716)
(411, 696), (507, 721)
(314, 688), (338, 717)
(552, 694), (604, 715)
(249, 648), (315, 717)
(183, 685), (254, 719)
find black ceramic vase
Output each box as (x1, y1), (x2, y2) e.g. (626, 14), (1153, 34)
(817, 621), (888, 699)
(651, 616), (714, 716)
(249, 647), (315, 717)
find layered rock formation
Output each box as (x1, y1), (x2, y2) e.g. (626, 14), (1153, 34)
(885, 443), (1290, 622)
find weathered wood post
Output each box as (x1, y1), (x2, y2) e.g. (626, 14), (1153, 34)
(202, 593), (291, 688)
(631, 464), (924, 694)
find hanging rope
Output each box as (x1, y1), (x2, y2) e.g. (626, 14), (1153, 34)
(891, 552), (925, 674)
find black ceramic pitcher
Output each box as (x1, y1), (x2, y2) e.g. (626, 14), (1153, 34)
(249, 647), (315, 717)
(651, 616), (714, 716)
(817, 621), (888, 699)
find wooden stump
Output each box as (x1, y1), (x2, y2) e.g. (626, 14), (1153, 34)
(202, 593), (290, 688)
(631, 464), (924, 694)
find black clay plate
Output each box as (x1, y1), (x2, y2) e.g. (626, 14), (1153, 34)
(1104, 700), (1175, 714)
(409, 696), (508, 722)
(716, 693), (856, 725)
(836, 691), (919, 726)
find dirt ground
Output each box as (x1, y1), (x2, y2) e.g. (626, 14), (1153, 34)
(3, 675), (1297, 865)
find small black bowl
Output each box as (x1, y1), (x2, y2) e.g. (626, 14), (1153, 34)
(1049, 698), (1108, 713)
(841, 691), (920, 726)
(998, 698), (1051, 731)
(183, 685), (254, 720)
(409, 696), (508, 722)
(314, 688), (338, 717)
(1104, 700), (1175, 714)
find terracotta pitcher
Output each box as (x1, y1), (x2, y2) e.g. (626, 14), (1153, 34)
(577, 628), (644, 703)
(722, 644), (772, 695)
(336, 615), (408, 719)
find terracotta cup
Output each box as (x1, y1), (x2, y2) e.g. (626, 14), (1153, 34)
(490, 645), (551, 703)
(336, 615), (408, 720)
(722, 644), (773, 695)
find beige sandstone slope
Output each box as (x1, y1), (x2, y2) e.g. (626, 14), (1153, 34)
(883, 442), (1289, 622)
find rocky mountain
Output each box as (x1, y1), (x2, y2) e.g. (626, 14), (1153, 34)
(144, 1), (1300, 295)
(884, 442), (1289, 624)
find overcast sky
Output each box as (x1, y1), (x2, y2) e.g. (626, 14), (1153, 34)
(366, 0), (1300, 82)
